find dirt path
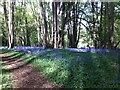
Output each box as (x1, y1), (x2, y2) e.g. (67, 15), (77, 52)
(1, 54), (61, 88)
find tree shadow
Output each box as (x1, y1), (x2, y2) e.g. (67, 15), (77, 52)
(1, 48), (118, 88)
(0, 49), (11, 54)
(35, 49), (119, 88)
(2, 53), (35, 73)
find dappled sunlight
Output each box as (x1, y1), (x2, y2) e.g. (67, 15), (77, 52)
(1, 0), (120, 89)
(1, 48), (119, 88)
(31, 48), (119, 88)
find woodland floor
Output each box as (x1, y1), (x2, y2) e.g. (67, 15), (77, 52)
(1, 53), (61, 88)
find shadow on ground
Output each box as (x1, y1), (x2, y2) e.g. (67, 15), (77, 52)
(1, 52), (62, 88)
(2, 54), (35, 73)
(33, 49), (119, 88)
(1, 49), (119, 88)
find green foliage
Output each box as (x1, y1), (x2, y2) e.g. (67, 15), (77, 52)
(1, 1), (120, 48)
(0, 72), (12, 89)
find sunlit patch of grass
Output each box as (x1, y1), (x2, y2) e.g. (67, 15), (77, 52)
(0, 70), (12, 89)
(0, 49), (12, 89)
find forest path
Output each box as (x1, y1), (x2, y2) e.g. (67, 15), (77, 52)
(1, 54), (61, 88)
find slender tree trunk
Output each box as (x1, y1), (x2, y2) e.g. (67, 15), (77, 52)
(30, 1), (42, 45)
(72, 3), (78, 48)
(55, 2), (59, 48)
(52, 2), (57, 48)
(52, 2), (55, 48)
(39, 2), (48, 49)
(72, 4), (76, 48)
(36, 17), (42, 46)
(104, 2), (109, 48)
(37, 25), (41, 45)
(61, 3), (65, 48)
(108, 2), (114, 48)
(3, 0), (9, 46)
(8, 0), (14, 48)
(99, 2), (103, 48)
(92, 2), (97, 48)
(56, 3), (60, 48)
(3, 0), (9, 32)
(76, 14), (82, 46)
(25, 17), (30, 46)
(52, 2), (59, 48)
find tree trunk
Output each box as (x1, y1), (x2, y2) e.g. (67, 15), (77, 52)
(104, 2), (109, 48)
(52, 2), (57, 48)
(39, 2), (48, 49)
(61, 3), (65, 48)
(3, 0), (9, 32)
(52, 2), (55, 48)
(99, 2), (103, 48)
(30, 1), (42, 45)
(92, 2), (97, 48)
(72, 3), (77, 48)
(3, 0), (9, 46)
(52, 2), (59, 48)
(57, 2), (60, 48)
(8, 0), (14, 48)
(108, 2), (114, 48)
(25, 17), (30, 46)
(37, 25), (41, 45)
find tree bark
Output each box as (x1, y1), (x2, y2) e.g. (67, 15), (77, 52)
(104, 2), (109, 48)
(30, 1), (42, 45)
(61, 3), (65, 48)
(72, 3), (77, 48)
(108, 2), (114, 48)
(92, 2), (97, 48)
(99, 2), (103, 48)
(3, 0), (9, 32)
(8, 0), (14, 48)
(25, 17), (31, 46)
(52, 2), (59, 48)
(39, 2), (48, 49)
(52, 2), (55, 48)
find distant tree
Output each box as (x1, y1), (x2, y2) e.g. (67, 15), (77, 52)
(29, 0), (42, 45)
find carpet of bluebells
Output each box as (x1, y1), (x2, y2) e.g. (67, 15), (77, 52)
(1, 46), (120, 88)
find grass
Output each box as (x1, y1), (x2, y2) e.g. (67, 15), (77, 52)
(0, 49), (119, 89)
(0, 71), (11, 89)
(0, 50), (12, 89)
(0, 49), (34, 89)
(32, 49), (119, 88)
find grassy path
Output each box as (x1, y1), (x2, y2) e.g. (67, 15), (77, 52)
(1, 53), (61, 88)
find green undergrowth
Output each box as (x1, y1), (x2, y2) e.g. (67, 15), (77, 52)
(0, 49), (120, 89)
(0, 50), (11, 89)
(0, 49), (34, 89)
(32, 49), (119, 88)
